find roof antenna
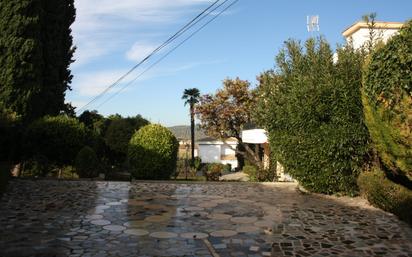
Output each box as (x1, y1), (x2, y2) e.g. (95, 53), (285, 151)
(307, 15), (320, 36)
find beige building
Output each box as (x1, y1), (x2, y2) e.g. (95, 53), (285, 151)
(342, 21), (404, 49)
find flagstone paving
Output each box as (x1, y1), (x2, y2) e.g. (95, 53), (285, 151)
(0, 180), (411, 257)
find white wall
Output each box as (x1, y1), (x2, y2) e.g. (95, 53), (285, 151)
(221, 144), (236, 156)
(221, 160), (238, 169)
(348, 27), (400, 49)
(198, 144), (221, 163)
(241, 129), (268, 144)
(198, 143), (238, 169)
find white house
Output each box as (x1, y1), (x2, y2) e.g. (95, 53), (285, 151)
(197, 137), (238, 169)
(342, 21), (404, 49)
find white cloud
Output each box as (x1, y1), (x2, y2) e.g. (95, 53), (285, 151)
(72, 59), (224, 97)
(73, 70), (136, 97)
(126, 42), (158, 62)
(71, 0), (214, 67)
(67, 100), (88, 109)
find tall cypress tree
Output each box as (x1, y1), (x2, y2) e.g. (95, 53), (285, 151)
(0, 0), (76, 123)
(40, 0), (76, 117)
(0, 0), (44, 122)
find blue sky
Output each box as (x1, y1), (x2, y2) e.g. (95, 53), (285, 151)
(67, 0), (411, 126)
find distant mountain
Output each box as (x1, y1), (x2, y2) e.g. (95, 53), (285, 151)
(168, 125), (208, 141)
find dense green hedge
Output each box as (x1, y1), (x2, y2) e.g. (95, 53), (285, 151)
(75, 146), (99, 178)
(128, 124), (178, 180)
(105, 118), (134, 164)
(103, 115), (150, 166)
(358, 168), (412, 225)
(0, 103), (20, 162)
(0, 162), (10, 195)
(363, 20), (412, 181)
(256, 38), (369, 194)
(24, 116), (88, 166)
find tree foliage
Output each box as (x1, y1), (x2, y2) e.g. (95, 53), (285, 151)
(0, 102), (20, 162)
(79, 110), (105, 134)
(24, 115), (87, 166)
(128, 124), (178, 180)
(358, 167), (412, 224)
(255, 38), (369, 194)
(363, 20), (412, 182)
(75, 146), (99, 178)
(196, 78), (262, 168)
(0, 0), (76, 123)
(104, 114), (149, 165)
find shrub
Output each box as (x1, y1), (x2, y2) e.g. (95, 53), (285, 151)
(242, 165), (258, 181)
(0, 162), (11, 195)
(222, 163), (232, 173)
(75, 146), (99, 178)
(204, 163), (223, 181)
(23, 155), (50, 177)
(255, 38), (369, 194)
(24, 116), (88, 167)
(105, 119), (134, 164)
(0, 103), (21, 163)
(104, 116), (150, 165)
(243, 164), (276, 182)
(192, 157), (202, 171)
(358, 168), (412, 225)
(128, 124), (178, 180)
(363, 20), (412, 182)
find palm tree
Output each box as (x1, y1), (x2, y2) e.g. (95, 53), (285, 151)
(182, 88), (200, 165)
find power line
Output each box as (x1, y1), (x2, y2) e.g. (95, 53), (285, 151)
(76, 0), (221, 113)
(95, 0), (239, 109)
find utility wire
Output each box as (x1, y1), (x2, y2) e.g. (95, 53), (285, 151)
(76, 0), (221, 113)
(95, 0), (239, 109)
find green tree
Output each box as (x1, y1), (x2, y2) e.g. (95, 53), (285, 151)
(363, 20), (412, 185)
(0, 0), (43, 122)
(362, 12), (378, 52)
(40, 0), (76, 116)
(104, 114), (149, 165)
(182, 88), (200, 165)
(75, 146), (99, 178)
(79, 110), (105, 134)
(0, 0), (76, 123)
(24, 115), (87, 166)
(255, 38), (369, 194)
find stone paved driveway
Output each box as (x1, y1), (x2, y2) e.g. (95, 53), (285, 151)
(0, 180), (411, 257)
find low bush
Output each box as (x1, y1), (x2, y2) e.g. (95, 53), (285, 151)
(243, 165), (277, 182)
(24, 116), (88, 167)
(204, 163), (223, 181)
(75, 146), (99, 178)
(0, 103), (21, 163)
(128, 124), (178, 180)
(0, 162), (11, 195)
(242, 165), (258, 181)
(358, 168), (412, 225)
(192, 157), (202, 171)
(23, 155), (50, 177)
(222, 163), (232, 173)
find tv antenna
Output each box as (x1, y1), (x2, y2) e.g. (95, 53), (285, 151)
(307, 15), (320, 33)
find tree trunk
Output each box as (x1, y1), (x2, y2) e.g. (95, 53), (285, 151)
(220, 137), (263, 171)
(190, 104), (195, 166)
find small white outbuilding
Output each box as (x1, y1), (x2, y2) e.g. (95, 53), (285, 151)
(197, 137), (238, 169)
